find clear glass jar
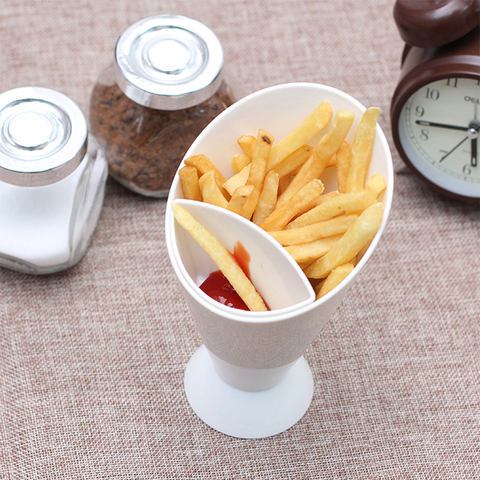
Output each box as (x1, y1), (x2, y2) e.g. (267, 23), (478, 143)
(0, 87), (108, 274)
(89, 14), (237, 198)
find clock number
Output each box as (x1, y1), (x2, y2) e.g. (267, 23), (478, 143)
(446, 78), (458, 88)
(463, 164), (472, 176)
(420, 129), (429, 141)
(415, 106), (425, 117)
(425, 88), (440, 101)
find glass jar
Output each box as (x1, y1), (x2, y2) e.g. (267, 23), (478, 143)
(89, 14), (237, 198)
(0, 86), (108, 274)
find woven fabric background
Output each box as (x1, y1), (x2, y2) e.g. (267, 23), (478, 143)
(1, 0), (479, 478)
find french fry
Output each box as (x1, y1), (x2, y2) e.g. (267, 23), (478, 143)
(298, 190), (341, 215)
(284, 234), (343, 264)
(240, 129), (274, 220)
(237, 135), (256, 158)
(179, 165), (202, 201)
(304, 202), (384, 279)
(276, 110), (354, 207)
(346, 107), (380, 192)
(260, 179), (324, 231)
(223, 164), (251, 196)
(315, 263), (355, 299)
(231, 153), (251, 174)
(269, 213), (358, 246)
(227, 185), (254, 215)
(185, 154), (228, 195)
(267, 101), (332, 171)
(365, 173), (387, 198)
(286, 189), (376, 229)
(199, 170), (228, 208)
(270, 144), (313, 178)
(336, 140), (351, 193)
(172, 203), (268, 311)
(252, 170), (280, 225)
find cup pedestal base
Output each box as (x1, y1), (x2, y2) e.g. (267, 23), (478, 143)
(184, 345), (314, 439)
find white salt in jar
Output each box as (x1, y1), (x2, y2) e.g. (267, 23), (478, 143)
(0, 86), (108, 274)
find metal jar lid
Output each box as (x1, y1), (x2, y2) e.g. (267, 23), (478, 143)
(0, 86), (88, 187)
(114, 14), (225, 110)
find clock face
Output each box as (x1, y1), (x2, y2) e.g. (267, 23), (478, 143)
(398, 77), (480, 199)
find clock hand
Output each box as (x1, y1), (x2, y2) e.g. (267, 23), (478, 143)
(415, 120), (468, 131)
(439, 136), (468, 162)
(471, 138), (477, 167)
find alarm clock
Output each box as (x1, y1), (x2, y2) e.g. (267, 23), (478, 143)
(390, 0), (480, 202)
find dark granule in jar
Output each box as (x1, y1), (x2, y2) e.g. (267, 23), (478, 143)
(89, 81), (235, 196)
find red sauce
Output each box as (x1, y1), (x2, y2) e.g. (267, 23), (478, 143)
(199, 241), (251, 311)
(200, 270), (249, 310)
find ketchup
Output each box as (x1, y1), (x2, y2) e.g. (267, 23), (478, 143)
(199, 241), (266, 311)
(200, 270), (249, 310)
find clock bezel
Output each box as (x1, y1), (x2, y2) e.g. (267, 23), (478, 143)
(391, 49), (480, 202)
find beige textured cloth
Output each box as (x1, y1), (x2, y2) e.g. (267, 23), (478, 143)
(1, 0), (479, 478)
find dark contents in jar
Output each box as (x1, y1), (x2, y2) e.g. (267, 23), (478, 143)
(89, 81), (234, 196)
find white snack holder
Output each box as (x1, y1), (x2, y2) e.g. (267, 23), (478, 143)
(165, 83), (394, 438)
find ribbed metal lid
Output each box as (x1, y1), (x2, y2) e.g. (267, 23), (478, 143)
(0, 86), (88, 187)
(114, 14), (224, 110)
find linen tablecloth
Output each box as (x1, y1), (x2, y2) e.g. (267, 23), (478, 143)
(1, 0), (479, 478)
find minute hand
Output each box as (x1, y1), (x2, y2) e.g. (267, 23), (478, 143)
(416, 120), (468, 131)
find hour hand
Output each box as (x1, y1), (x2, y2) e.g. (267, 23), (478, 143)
(471, 138), (477, 167)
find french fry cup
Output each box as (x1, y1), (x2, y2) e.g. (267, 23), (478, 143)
(165, 83), (393, 439)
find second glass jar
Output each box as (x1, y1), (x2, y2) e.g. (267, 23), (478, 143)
(89, 14), (237, 198)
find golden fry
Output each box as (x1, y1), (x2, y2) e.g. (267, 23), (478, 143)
(285, 234), (343, 264)
(365, 173), (387, 198)
(237, 135), (256, 158)
(269, 144), (313, 178)
(286, 189), (376, 229)
(227, 185), (254, 215)
(179, 165), (202, 201)
(223, 164), (251, 196)
(172, 203), (267, 311)
(185, 153), (228, 196)
(304, 202), (384, 279)
(336, 140), (351, 193)
(199, 170), (228, 208)
(252, 170), (280, 225)
(276, 110), (354, 207)
(240, 129), (274, 220)
(346, 107), (380, 192)
(260, 179), (324, 231)
(267, 101), (332, 171)
(231, 154), (251, 174)
(269, 214), (358, 246)
(315, 263), (355, 299)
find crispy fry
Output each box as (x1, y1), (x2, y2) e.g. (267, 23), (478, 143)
(286, 189), (376, 229)
(252, 170), (280, 225)
(270, 144), (313, 178)
(269, 214), (358, 246)
(179, 165), (202, 201)
(336, 140), (351, 193)
(231, 153), (251, 174)
(260, 179), (324, 231)
(315, 263), (355, 299)
(223, 164), (251, 196)
(267, 101), (332, 171)
(346, 107), (380, 192)
(184, 154), (227, 186)
(239, 129), (274, 220)
(304, 202), (384, 279)
(284, 234), (343, 264)
(276, 110), (354, 207)
(237, 135), (256, 158)
(172, 203), (267, 311)
(365, 173), (387, 198)
(227, 185), (254, 215)
(199, 170), (228, 208)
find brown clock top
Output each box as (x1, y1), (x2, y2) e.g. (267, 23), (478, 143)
(394, 0), (480, 48)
